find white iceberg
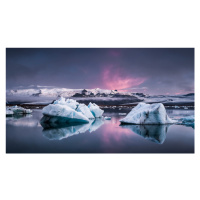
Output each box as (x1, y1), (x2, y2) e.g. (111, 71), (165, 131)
(76, 103), (95, 119)
(41, 98), (105, 127)
(120, 102), (175, 124)
(42, 104), (90, 124)
(88, 102), (104, 118)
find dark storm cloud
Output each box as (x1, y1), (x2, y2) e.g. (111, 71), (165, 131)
(6, 48), (194, 95)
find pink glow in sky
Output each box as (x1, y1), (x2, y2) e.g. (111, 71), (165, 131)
(102, 65), (146, 91)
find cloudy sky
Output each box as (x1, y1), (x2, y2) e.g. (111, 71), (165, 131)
(6, 48), (194, 95)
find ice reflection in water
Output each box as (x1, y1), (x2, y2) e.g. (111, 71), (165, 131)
(120, 125), (170, 144)
(41, 117), (105, 140)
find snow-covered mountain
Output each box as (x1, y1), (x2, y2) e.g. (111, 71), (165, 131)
(6, 86), (194, 106)
(7, 87), (148, 98)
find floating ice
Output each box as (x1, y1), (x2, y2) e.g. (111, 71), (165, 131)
(119, 113), (127, 115)
(6, 109), (13, 116)
(6, 105), (32, 115)
(120, 102), (175, 124)
(42, 98), (104, 127)
(104, 116), (111, 120)
(42, 104), (90, 125)
(88, 102), (104, 118)
(121, 124), (169, 144)
(76, 103), (94, 119)
(177, 115), (194, 128)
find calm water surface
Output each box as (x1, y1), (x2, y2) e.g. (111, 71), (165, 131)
(6, 109), (194, 153)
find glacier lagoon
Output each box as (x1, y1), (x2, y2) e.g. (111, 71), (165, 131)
(6, 108), (194, 153)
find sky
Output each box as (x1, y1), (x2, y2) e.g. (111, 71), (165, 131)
(6, 48), (194, 95)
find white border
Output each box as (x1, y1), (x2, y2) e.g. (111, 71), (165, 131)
(0, 1), (199, 200)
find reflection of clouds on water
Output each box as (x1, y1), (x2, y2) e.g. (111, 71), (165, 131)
(100, 118), (132, 144)
(120, 125), (170, 144)
(41, 118), (105, 140)
(6, 114), (41, 127)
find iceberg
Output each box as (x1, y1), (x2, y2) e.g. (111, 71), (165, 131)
(76, 103), (94, 119)
(120, 102), (175, 125)
(42, 104), (90, 126)
(121, 124), (169, 144)
(88, 102), (104, 118)
(41, 97), (105, 127)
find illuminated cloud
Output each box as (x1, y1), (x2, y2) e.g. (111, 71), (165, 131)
(102, 65), (146, 91)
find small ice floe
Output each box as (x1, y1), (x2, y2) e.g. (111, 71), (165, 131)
(24, 109), (32, 114)
(119, 113), (127, 116)
(177, 115), (194, 128)
(183, 106), (188, 109)
(175, 105), (180, 109)
(6, 109), (13, 116)
(120, 102), (176, 125)
(6, 105), (32, 116)
(104, 116), (111, 120)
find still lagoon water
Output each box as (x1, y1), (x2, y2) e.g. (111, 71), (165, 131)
(6, 109), (194, 153)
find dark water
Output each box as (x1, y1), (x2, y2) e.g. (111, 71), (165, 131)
(6, 109), (194, 153)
